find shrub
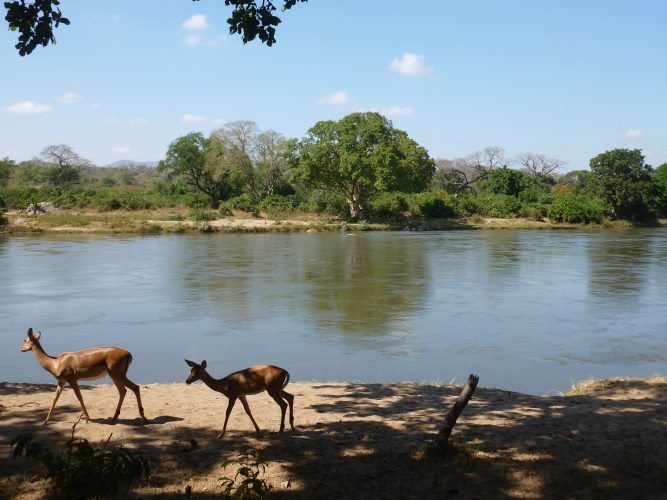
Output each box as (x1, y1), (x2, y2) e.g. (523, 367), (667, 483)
(11, 431), (150, 499)
(188, 208), (217, 221)
(227, 194), (259, 212)
(410, 192), (457, 218)
(220, 450), (271, 499)
(519, 203), (548, 220)
(548, 196), (608, 224)
(369, 192), (408, 219)
(307, 189), (349, 218)
(0, 209), (7, 227)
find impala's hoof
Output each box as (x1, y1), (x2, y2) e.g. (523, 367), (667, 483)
(217, 432), (225, 439)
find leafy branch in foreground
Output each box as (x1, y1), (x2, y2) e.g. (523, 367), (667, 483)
(10, 427), (150, 499)
(220, 450), (272, 499)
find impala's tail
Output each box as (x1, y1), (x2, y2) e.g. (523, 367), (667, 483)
(282, 370), (290, 389)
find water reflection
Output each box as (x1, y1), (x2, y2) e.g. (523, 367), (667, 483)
(167, 234), (430, 337)
(587, 231), (651, 302)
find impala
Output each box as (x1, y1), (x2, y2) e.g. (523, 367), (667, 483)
(184, 359), (295, 438)
(20, 328), (148, 424)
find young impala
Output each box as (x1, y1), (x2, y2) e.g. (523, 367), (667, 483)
(184, 359), (295, 438)
(20, 328), (148, 424)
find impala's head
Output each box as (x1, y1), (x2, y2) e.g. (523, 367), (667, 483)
(20, 328), (41, 352)
(185, 359), (207, 384)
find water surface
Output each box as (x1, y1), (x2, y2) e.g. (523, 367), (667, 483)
(1, 229), (665, 395)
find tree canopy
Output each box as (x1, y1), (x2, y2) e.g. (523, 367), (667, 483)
(4, 0), (307, 56)
(290, 112), (435, 220)
(589, 148), (658, 221)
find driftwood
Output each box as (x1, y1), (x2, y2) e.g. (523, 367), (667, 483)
(432, 374), (479, 456)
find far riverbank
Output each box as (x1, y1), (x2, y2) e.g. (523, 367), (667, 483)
(2, 208), (662, 234)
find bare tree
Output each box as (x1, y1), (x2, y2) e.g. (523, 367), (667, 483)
(255, 130), (290, 196)
(210, 121), (259, 196)
(433, 146), (506, 194)
(38, 144), (93, 186)
(514, 152), (565, 178)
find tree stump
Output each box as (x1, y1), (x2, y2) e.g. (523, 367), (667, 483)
(432, 374), (479, 456)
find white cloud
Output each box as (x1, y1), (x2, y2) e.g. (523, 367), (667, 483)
(211, 118), (226, 125)
(389, 52), (433, 76)
(381, 106), (414, 117)
(316, 90), (350, 105)
(5, 100), (54, 114)
(108, 117), (149, 126)
(57, 92), (83, 103)
(182, 14), (208, 31)
(624, 129), (644, 139)
(185, 35), (203, 47)
(111, 146), (131, 156)
(182, 113), (206, 124)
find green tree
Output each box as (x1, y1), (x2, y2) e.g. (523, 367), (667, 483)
(483, 167), (528, 196)
(0, 157), (16, 187)
(555, 169), (600, 196)
(290, 112), (435, 220)
(158, 132), (223, 203)
(654, 163), (667, 217)
(589, 148), (658, 221)
(4, 0), (307, 56)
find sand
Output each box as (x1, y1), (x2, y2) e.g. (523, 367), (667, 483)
(1, 377), (666, 499)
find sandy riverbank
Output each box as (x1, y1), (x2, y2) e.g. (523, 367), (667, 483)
(1, 377), (666, 499)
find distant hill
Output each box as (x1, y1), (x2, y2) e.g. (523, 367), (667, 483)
(105, 159), (160, 168)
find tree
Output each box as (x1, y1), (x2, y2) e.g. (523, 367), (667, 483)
(158, 132), (223, 202)
(555, 169), (600, 197)
(4, 0), (307, 56)
(209, 121), (259, 197)
(255, 130), (291, 196)
(433, 146), (505, 194)
(514, 152), (565, 179)
(38, 144), (92, 186)
(589, 148), (658, 221)
(290, 112), (435, 220)
(483, 167), (528, 197)
(0, 157), (16, 187)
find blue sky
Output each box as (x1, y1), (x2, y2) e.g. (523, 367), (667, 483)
(1, 0), (666, 171)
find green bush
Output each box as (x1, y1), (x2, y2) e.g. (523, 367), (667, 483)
(227, 194), (259, 212)
(11, 431), (150, 499)
(370, 192), (408, 219)
(410, 192), (456, 218)
(548, 196), (608, 224)
(519, 203), (548, 220)
(220, 450), (271, 499)
(188, 208), (217, 221)
(307, 189), (349, 218)
(0, 209), (7, 227)
(258, 194), (302, 213)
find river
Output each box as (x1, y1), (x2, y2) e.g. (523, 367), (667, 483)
(1, 229), (665, 395)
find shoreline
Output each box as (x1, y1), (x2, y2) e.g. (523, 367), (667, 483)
(2, 208), (663, 235)
(1, 376), (665, 498)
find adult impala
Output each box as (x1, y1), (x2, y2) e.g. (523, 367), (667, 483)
(184, 359), (295, 438)
(20, 328), (148, 424)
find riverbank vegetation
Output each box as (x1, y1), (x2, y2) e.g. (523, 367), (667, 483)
(2, 113), (666, 233)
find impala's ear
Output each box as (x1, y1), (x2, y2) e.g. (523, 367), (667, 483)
(33, 331), (41, 340)
(27, 328), (33, 337)
(201, 360), (207, 369)
(185, 359), (197, 368)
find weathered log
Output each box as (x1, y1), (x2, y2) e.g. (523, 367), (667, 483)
(432, 374), (479, 456)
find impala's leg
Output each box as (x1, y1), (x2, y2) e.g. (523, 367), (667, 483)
(69, 380), (91, 423)
(239, 395), (261, 435)
(113, 372), (147, 424)
(43, 380), (65, 424)
(269, 391), (288, 433)
(281, 390), (295, 431)
(219, 397), (237, 439)
(111, 379), (127, 423)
